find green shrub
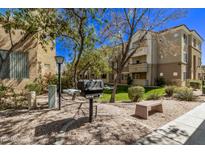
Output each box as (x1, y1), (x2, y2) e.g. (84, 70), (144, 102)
(61, 76), (73, 89)
(128, 86), (145, 102)
(165, 86), (176, 97)
(187, 80), (201, 89)
(146, 92), (161, 100)
(155, 77), (166, 87)
(25, 83), (43, 95)
(202, 86), (205, 95)
(0, 84), (7, 92)
(174, 87), (194, 101)
(202, 80), (205, 85)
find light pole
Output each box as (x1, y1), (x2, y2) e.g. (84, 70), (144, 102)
(55, 56), (65, 110)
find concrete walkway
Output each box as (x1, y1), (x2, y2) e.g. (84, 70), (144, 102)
(135, 103), (205, 145)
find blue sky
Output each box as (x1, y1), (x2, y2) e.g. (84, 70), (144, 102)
(0, 9), (204, 64)
(56, 8), (205, 64)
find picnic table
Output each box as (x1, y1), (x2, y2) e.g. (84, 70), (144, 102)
(63, 89), (81, 100)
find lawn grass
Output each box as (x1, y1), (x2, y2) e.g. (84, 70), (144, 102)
(100, 85), (165, 102)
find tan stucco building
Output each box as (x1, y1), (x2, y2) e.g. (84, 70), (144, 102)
(0, 25), (56, 90)
(104, 25), (203, 86)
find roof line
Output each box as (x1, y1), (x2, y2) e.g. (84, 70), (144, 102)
(158, 24), (204, 41)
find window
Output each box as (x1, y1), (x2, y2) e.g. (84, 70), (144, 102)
(0, 51), (29, 79)
(183, 34), (187, 44)
(132, 73), (146, 79)
(198, 43), (201, 50)
(198, 57), (201, 67)
(183, 51), (188, 63)
(183, 72), (186, 81)
(10, 52), (29, 79)
(193, 38), (197, 47)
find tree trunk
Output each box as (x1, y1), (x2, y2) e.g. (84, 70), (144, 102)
(109, 72), (120, 103)
(73, 64), (78, 88)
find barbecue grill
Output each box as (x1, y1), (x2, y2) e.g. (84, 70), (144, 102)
(77, 79), (104, 122)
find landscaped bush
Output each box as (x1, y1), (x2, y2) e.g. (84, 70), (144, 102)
(146, 92), (161, 100)
(202, 86), (205, 95)
(202, 80), (205, 86)
(155, 77), (166, 87)
(186, 80), (202, 89)
(44, 73), (58, 86)
(128, 86), (145, 102)
(174, 87), (194, 101)
(61, 76), (73, 89)
(25, 83), (44, 95)
(166, 79), (182, 86)
(0, 84), (7, 97)
(165, 86), (176, 97)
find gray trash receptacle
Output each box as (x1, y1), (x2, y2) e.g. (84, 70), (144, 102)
(48, 85), (57, 109)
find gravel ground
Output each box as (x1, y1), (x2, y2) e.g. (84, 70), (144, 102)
(0, 94), (202, 145)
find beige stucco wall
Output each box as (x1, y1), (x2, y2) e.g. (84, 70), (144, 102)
(0, 25), (56, 90)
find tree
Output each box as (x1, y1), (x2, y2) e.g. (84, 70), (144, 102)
(57, 9), (105, 88)
(102, 8), (186, 103)
(77, 49), (111, 79)
(0, 9), (58, 76)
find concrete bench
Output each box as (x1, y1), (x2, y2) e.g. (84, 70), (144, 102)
(135, 101), (163, 119)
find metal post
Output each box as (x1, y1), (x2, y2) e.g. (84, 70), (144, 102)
(58, 63), (62, 110)
(89, 98), (93, 123)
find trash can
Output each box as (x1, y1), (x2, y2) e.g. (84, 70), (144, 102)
(48, 85), (58, 109)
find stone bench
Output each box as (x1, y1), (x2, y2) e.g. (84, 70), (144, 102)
(135, 101), (163, 119)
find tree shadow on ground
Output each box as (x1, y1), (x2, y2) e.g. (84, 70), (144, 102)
(34, 117), (89, 137)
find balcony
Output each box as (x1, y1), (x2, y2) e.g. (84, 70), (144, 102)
(129, 63), (148, 73)
(132, 79), (148, 86)
(131, 47), (148, 57)
(122, 66), (129, 73)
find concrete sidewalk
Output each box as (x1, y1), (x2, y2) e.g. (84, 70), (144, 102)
(135, 103), (205, 145)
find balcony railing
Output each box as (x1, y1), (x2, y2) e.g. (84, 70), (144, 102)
(128, 63), (148, 73)
(132, 79), (148, 86)
(131, 47), (148, 57)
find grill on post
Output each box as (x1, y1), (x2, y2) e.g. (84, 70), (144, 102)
(77, 79), (104, 122)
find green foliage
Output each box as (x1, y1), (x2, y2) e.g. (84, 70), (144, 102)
(0, 9), (58, 51)
(202, 80), (205, 86)
(174, 87), (194, 101)
(0, 84), (7, 97)
(0, 84), (7, 92)
(186, 80), (202, 89)
(43, 73), (58, 86)
(202, 86), (205, 94)
(77, 50), (111, 78)
(128, 86), (145, 102)
(146, 93), (161, 100)
(25, 83), (44, 95)
(165, 86), (176, 97)
(61, 76), (73, 89)
(143, 87), (165, 99)
(155, 77), (166, 87)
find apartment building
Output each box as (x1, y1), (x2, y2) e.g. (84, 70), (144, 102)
(0, 25), (56, 90)
(104, 25), (203, 86)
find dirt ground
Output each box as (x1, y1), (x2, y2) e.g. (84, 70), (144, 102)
(0, 93), (203, 145)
